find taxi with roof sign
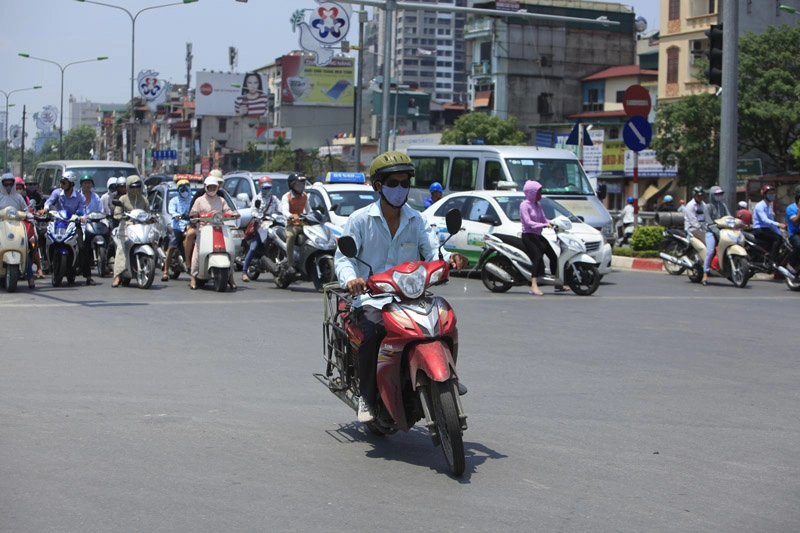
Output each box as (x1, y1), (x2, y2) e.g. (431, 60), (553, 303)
(308, 172), (380, 238)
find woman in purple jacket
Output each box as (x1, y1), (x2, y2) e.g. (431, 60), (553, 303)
(520, 180), (559, 295)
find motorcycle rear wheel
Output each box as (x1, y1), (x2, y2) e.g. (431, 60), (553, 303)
(212, 267), (229, 292)
(51, 255), (65, 287)
(567, 263), (600, 296)
(480, 255), (514, 293)
(134, 255), (155, 289)
(429, 380), (465, 477)
(5, 264), (19, 293)
(661, 241), (686, 275)
(686, 250), (703, 283)
(729, 255), (749, 288)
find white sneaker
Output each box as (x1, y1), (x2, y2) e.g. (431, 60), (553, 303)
(357, 397), (375, 423)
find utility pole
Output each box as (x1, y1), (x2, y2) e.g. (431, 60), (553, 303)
(719, 0), (739, 213)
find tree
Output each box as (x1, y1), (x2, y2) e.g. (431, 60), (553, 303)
(738, 25), (800, 172)
(440, 112), (528, 145)
(652, 92), (720, 187)
(62, 124), (96, 160)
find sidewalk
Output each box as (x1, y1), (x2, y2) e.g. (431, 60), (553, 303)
(611, 255), (664, 272)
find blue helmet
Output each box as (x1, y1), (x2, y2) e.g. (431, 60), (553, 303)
(627, 196), (634, 204)
(430, 182), (443, 193)
(664, 195), (673, 203)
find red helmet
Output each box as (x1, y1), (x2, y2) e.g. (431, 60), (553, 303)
(761, 185), (775, 197)
(258, 176), (273, 189)
(15, 177), (25, 186)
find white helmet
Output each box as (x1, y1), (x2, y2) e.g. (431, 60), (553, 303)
(204, 176), (219, 188)
(106, 177), (118, 190)
(116, 176), (128, 186)
(62, 170), (78, 184)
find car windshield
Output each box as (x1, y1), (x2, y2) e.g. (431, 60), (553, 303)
(328, 190), (379, 216)
(495, 195), (580, 223)
(504, 158), (594, 195)
(70, 167), (137, 194)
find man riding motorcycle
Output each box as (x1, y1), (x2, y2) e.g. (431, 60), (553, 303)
(162, 179), (192, 282)
(112, 175), (149, 288)
(242, 176), (280, 282)
(684, 186), (707, 241)
(279, 172), (312, 275)
(752, 185), (787, 264)
(334, 151), (468, 424)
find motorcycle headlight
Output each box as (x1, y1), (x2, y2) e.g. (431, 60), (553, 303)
(135, 210), (149, 223)
(6, 207), (18, 220)
(722, 216), (736, 229)
(211, 212), (224, 225)
(561, 236), (585, 253)
(392, 264), (427, 299)
(429, 264), (446, 285)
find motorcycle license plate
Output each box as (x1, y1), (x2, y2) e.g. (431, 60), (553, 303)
(231, 230), (244, 239)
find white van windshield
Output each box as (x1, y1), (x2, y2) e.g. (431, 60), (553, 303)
(504, 158), (594, 196)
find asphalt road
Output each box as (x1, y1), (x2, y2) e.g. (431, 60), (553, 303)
(2, 269), (798, 533)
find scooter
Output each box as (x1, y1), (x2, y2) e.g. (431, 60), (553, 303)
(315, 209), (468, 476)
(84, 212), (111, 278)
(685, 216), (750, 288)
(192, 210), (237, 292)
(115, 207), (162, 289)
(270, 210), (336, 291)
(0, 206), (31, 292)
(44, 209), (81, 287)
(476, 215), (602, 296)
(234, 213), (286, 280)
(743, 231), (798, 291)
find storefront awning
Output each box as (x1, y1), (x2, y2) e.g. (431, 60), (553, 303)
(639, 181), (672, 204)
(474, 90), (493, 108)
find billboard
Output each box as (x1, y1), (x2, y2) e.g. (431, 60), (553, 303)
(196, 72), (269, 117)
(280, 55), (354, 107)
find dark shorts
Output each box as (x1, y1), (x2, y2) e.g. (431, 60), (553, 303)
(169, 229), (185, 248)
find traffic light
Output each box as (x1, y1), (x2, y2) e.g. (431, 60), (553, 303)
(704, 24), (723, 87)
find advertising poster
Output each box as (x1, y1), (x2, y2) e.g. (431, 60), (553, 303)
(280, 54), (354, 107)
(196, 71), (269, 117)
(602, 140), (627, 176)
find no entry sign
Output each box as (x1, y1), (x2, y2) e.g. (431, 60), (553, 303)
(623, 85), (652, 118)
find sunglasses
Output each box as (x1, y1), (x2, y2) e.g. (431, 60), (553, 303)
(129, 183), (142, 189)
(383, 178), (410, 189)
(178, 186), (190, 192)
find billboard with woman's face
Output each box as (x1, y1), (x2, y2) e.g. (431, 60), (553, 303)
(196, 72), (269, 117)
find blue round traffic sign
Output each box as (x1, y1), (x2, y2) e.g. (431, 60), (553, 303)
(623, 116), (652, 152)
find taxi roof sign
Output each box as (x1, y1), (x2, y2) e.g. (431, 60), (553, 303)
(325, 172), (365, 184)
(173, 173), (204, 182)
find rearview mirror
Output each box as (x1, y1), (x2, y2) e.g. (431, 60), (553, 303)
(338, 235), (357, 258)
(478, 214), (500, 226)
(596, 183), (607, 201)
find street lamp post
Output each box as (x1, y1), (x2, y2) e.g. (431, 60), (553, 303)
(75, 0), (199, 170)
(18, 53), (107, 159)
(1, 85), (42, 172)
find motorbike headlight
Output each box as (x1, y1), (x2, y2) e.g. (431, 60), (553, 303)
(6, 207), (18, 220)
(722, 216), (736, 229)
(429, 264), (446, 285)
(561, 236), (585, 253)
(211, 212), (224, 225)
(392, 264), (427, 299)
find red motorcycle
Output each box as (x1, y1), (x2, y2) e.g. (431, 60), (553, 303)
(316, 210), (468, 476)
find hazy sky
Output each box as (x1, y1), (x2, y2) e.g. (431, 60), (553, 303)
(2, 1), (660, 131)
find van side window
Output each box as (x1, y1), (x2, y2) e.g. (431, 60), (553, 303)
(451, 158), (477, 191)
(484, 161), (504, 190)
(411, 156), (449, 190)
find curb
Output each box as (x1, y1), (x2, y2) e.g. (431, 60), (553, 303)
(611, 255), (664, 272)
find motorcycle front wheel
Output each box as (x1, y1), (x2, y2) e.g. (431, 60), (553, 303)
(429, 380), (465, 477)
(567, 262), (600, 296)
(313, 256), (336, 292)
(729, 255), (749, 288)
(480, 255), (514, 293)
(134, 254), (155, 289)
(5, 264), (19, 293)
(51, 254), (65, 287)
(661, 241), (686, 275)
(96, 246), (107, 278)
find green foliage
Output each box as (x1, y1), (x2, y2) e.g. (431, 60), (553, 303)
(630, 225), (664, 251)
(652, 93), (720, 188)
(611, 247), (660, 258)
(738, 25), (800, 171)
(440, 112), (528, 145)
(63, 125), (97, 160)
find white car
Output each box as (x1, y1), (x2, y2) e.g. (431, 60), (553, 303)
(308, 172), (379, 238)
(422, 190), (613, 275)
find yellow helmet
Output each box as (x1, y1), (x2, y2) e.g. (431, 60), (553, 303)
(176, 179), (190, 188)
(369, 151), (415, 182)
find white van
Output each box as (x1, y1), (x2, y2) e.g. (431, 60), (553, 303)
(33, 160), (138, 195)
(407, 145), (615, 244)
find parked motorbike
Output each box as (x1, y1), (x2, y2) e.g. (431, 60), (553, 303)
(233, 213), (286, 280)
(658, 228), (695, 275)
(315, 209), (468, 476)
(44, 209), (81, 287)
(84, 212), (111, 278)
(743, 231), (798, 291)
(115, 206), (162, 289)
(270, 210), (336, 291)
(192, 210), (237, 292)
(0, 206), (31, 292)
(477, 215), (601, 296)
(685, 216), (749, 288)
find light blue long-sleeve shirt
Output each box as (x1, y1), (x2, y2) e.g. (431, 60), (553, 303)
(334, 200), (449, 309)
(168, 194), (192, 232)
(81, 191), (103, 215)
(44, 188), (83, 215)
(752, 200), (781, 235)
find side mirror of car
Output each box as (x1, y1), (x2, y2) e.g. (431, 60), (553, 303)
(478, 214), (501, 226)
(329, 203), (339, 213)
(596, 183), (607, 201)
